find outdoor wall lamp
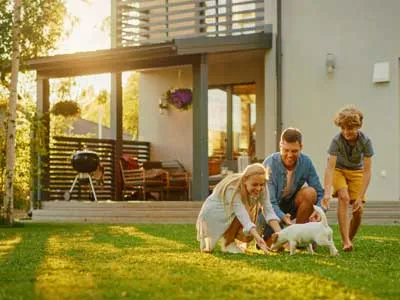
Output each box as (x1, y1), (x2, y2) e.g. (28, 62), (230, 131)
(159, 97), (169, 115)
(326, 53), (336, 73)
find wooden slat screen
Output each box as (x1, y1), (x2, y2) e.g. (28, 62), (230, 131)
(47, 136), (150, 201)
(122, 140), (151, 162)
(117, 0), (265, 46)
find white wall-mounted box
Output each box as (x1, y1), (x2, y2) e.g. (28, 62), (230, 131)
(373, 62), (390, 83)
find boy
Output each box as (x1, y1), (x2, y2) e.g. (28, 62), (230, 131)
(322, 106), (374, 252)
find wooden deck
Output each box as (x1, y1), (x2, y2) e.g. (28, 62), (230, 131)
(31, 200), (400, 225)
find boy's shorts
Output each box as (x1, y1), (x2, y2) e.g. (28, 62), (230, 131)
(332, 168), (365, 202)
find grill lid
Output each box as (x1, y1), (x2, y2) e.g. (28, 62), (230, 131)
(71, 150), (100, 173)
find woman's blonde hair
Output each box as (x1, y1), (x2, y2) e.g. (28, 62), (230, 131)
(334, 105), (363, 128)
(214, 163), (268, 211)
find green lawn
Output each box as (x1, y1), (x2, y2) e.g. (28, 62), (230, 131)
(0, 223), (399, 300)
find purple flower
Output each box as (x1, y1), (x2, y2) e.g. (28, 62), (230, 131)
(166, 88), (192, 110)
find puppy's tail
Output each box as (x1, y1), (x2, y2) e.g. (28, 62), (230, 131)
(313, 205), (328, 226)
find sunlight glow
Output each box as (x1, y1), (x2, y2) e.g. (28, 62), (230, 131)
(361, 235), (400, 242)
(109, 226), (189, 251)
(51, 0), (113, 93)
(53, 0), (110, 55)
(35, 235), (98, 300)
(0, 236), (22, 261)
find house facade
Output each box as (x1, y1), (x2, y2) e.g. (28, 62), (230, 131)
(278, 0), (400, 202)
(29, 0), (400, 202)
(137, 0), (400, 201)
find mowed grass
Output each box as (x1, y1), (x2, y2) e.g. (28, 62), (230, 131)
(0, 223), (399, 300)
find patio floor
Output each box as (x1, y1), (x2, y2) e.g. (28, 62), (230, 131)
(30, 200), (400, 225)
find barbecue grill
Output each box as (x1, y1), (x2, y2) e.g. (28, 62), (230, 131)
(64, 150), (100, 201)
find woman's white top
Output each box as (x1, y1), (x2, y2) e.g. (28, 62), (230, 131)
(196, 186), (278, 243)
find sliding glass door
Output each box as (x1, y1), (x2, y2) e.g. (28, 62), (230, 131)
(208, 83), (256, 174)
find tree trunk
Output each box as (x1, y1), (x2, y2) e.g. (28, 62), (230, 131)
(2, 0), (21, 225)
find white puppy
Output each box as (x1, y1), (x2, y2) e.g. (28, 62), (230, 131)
(271, 205), (338, 256)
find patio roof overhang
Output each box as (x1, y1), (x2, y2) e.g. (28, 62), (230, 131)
(27, 28), (272, 77)
(29, 29), (273, 202)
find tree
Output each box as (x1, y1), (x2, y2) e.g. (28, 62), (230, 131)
(0, 0), (68, 224)
(0, 0), (68, 82)
(2, 0), (21, 225)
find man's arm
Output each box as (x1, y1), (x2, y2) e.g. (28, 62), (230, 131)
(263, 156), (285, 220)
(267, 180), (285, 220)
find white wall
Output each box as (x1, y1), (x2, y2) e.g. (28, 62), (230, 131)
(139, 51), (266, 172)
(139, 67), (193, 172)
(281, 0), (400, 200)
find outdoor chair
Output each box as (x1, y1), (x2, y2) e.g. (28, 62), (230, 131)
(120, 161), (166, 200)
(161, 160), (191, 200)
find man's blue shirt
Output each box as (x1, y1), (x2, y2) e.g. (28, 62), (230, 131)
(263, 152), (324, 219)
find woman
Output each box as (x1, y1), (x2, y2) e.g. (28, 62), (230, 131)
(196, 163), (280, 254)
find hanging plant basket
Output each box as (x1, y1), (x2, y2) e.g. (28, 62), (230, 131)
(51, 100), (81, 118)
(163, 88), (192, 111)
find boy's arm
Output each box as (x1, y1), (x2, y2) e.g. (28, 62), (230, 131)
(323, 155), (337, 209)
(354, 156), (372, 212)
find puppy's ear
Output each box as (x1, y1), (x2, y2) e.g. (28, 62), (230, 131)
(271, 232), (279, 243)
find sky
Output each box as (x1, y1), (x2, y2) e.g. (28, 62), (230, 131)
(51, 0), (114, 97)
(55, 0), (110, 54)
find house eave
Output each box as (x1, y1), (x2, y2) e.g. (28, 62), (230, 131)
(27, 29), (273, 78)
(174, 27), (273, 55)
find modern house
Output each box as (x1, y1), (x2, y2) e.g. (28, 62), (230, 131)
(28, 0), (400, 205)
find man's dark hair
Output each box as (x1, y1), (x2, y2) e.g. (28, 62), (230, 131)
(280, 127), (302, 144)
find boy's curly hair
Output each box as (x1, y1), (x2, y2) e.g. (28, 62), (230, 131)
(334, 106), (363, 128)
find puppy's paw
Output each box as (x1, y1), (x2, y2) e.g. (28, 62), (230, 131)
(331, 250), (339, 256)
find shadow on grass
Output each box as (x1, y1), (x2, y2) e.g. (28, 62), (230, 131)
(89, 229), (146, 249)
(132, 224), (197, 249)
(0, 223), (51, 299)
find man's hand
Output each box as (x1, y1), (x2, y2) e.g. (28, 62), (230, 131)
(282, 213), (291, 225)
(321, 195), (330, 210)
(309, 210), (321, 222)
(352, 198), (363, 213)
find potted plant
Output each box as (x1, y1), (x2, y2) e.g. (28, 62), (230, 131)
(50, 100), (81, 118)
(162, 88), (192, 111)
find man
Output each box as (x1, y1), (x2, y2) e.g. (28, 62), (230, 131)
(258, 127), (324, 245)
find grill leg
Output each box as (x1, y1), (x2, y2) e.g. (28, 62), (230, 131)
(69, 174), (80, 193)
(87, 175), (98, 202)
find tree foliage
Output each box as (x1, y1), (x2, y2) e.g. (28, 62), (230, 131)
(0, 0), (68, 79)
(122, 72), (139, 140)
(80, 72), (139, 140)
(0, 88), (35, 210)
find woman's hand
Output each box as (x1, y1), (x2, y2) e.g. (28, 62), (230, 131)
(250, 227), (270, 254)
(255, 236), (270, 254)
